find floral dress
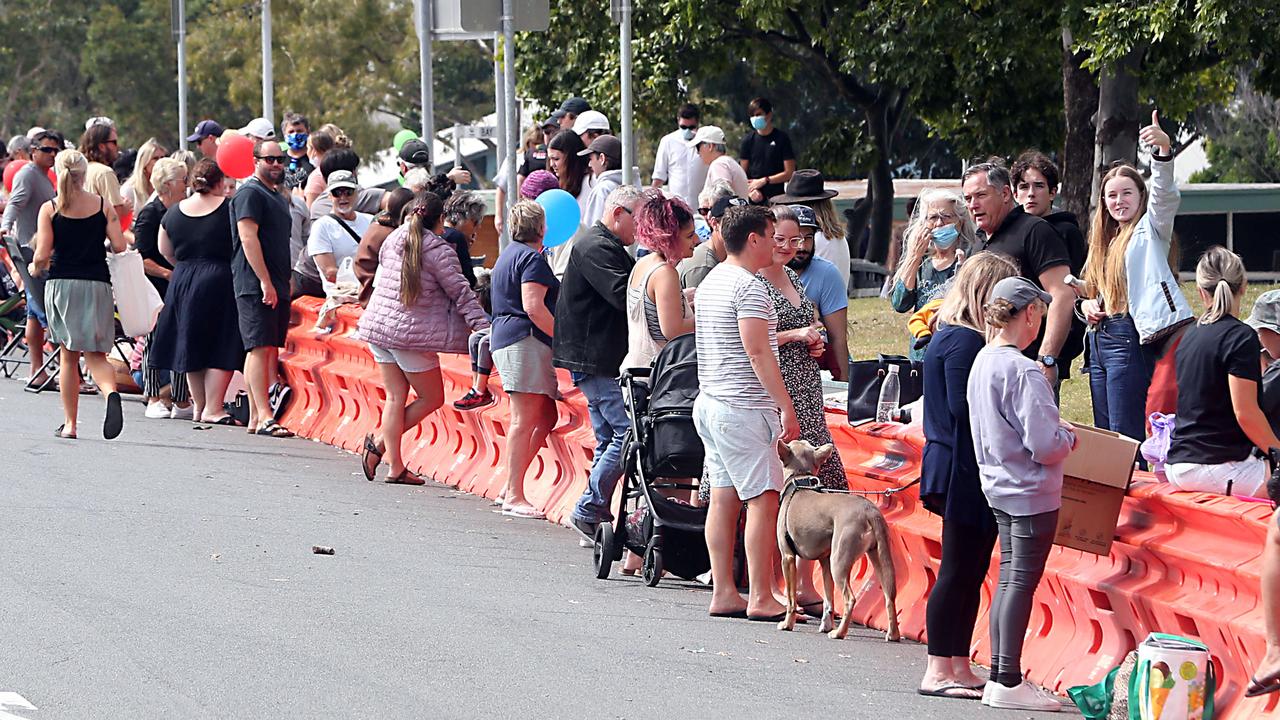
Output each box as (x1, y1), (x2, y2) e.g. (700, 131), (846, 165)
(763, 267), (847, 489)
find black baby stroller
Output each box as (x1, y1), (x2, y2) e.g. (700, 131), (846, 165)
(593, 333), (709, 586)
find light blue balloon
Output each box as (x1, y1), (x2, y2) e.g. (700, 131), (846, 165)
(536, 188), (581, 248)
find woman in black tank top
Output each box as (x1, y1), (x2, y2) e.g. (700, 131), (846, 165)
(29, 149), (129, 440)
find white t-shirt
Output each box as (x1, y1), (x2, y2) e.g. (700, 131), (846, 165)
(694, 263), (778, 409)
(703, 154), (750, 199)
(652, 129), (708, 209)
(307, 211), (373, 281)
(814, 230), (851, 292)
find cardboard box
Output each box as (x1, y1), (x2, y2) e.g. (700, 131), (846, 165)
(1054, 424), (1140, 555)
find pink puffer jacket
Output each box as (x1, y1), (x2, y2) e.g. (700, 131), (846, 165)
(355, 225), (489, 353)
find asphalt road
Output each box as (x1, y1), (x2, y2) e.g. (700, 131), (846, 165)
(0, 383), (1066, 719)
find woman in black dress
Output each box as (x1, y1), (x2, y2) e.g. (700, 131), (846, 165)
(149, 158), (245, 425)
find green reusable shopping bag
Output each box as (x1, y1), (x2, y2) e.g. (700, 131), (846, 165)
(1068, 664), (1122, 719)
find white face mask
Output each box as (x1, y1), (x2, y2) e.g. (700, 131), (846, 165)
(680, 127), (696, 141)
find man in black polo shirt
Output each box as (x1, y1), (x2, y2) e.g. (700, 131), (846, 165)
(231, 139), (295, 438)
(962, 161), (1074, 388)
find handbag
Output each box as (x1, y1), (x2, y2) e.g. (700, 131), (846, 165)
(106, 249), (164, 337)
(846, 354), (923, 422)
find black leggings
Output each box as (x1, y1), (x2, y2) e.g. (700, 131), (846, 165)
(926, 518), (998, 657)
(990, 508), (1059, 687)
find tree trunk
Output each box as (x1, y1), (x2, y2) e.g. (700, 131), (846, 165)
(861, 91), (899, 265)
(1091, 45), (1146, 209)
(1059, 27), (1097, 224)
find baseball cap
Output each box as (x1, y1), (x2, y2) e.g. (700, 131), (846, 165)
(687, 125), (726, 148)
(571, 110), (611, 136)
(542, 110), (565, 129)
(577, 134), (622, 162)
(559, 97), (591, 115)
(1246, 289), (1280, 335)
(399, 138), (431, 166)
(26, 127), (46, 140)
(239, 117), (276, 140)
(991, 276), (1052, 311)
(791, 205), (819, 229)
(710, 195), (749, 219)
(326, 169), (358, 193)
(85, 116), (115, 130)
(186, 120), (224, 142)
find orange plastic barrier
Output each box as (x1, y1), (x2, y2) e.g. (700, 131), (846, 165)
(280, 299), (1274, 717)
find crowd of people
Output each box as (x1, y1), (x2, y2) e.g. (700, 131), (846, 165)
(2, 95), (1280, 711)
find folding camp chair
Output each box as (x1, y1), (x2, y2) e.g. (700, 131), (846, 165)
(0, 234), (62, 390)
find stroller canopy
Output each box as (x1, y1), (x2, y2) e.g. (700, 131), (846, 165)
(647, 333), (698, 414)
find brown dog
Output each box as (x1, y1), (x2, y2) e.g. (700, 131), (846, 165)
(776, 439), (901, 641)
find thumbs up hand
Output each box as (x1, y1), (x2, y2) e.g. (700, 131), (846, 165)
(1140, 109), (1172, 157)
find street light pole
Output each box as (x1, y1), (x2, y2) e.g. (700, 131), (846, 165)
(173, 0), (187, 148)
(261, 0), (274, 123)
(415, 0), (434, 147)
(502, 0), (517, 224)
(619, 0), (633, 185)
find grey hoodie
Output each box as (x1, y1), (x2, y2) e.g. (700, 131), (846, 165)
(967, 344), (1075, 516)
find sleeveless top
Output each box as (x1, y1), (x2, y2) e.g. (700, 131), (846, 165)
(621, 261), (687, 370)
(49, 197), (110, 283)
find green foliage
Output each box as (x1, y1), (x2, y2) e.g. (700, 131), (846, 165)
(1189, 77), (1280, 183)
(83, 0), (182, 149)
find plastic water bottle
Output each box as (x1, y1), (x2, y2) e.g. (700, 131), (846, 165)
(876, 365), (901, 423)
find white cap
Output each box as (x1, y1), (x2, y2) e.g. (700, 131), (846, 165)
(571, 110), (611, 135)
(26, 126), (46, 140)
(239, 117), (276, 140)
(686, 125), (726, 147)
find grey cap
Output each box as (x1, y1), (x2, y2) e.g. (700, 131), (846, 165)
(577, 134), (622, 161)
(326, 169), (358, 192)
(991, 276), (1051, 311)
(1247, 289), (1280, 334)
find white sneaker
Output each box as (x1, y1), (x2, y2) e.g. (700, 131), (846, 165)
(981, 682), (994, 706)
(144, 402), (171, 419)
(986, 680), (1061, 712)
(169, 404), (195, 420)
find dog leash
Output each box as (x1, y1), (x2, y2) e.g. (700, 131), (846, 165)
(786, 476), (921, 499)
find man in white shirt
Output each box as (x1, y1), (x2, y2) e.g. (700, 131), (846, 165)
(307, 170), (373, 292)
(690, 125), (749, 198)
(651, 104), (707, 209)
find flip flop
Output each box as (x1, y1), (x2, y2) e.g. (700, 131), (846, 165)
(208, 415), (243, 426)
(254, 420), (295, 438)
(746, 612), (789, 623)
(53, 424), (76, 440)
(1247, 674), (1280, 697)
(103, 391), (123, 440)
(918, 685), (984, 700)
(361, 433), (383, 482)
(501, 504), (546, 520)
(708, 609), (748, 619)
(385, 469), (425, 486)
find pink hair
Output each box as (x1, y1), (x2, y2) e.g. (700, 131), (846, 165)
(634, 191), (695, 263)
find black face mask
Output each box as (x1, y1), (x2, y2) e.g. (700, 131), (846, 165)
(788, 253), (814, 272)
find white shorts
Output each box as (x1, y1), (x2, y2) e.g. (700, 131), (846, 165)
(693, 392), (783, 501)
(367, 343), (440, 374)
(1166, 455), (1269, 499)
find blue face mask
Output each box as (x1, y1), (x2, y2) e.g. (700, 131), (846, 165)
(750, 116), (768, 131)
(285, 132), (308, 151)
(931, 224), (959, 249)
(680, 127), (695, 141)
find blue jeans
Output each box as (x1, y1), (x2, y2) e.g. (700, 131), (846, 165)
(571, 373), (630, 524)
(1087, 315), (1154, 444)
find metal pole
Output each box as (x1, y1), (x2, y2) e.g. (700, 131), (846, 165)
(620, 0), (634, 186)
(174, 0), (187, 149)
(453, 124), (463, 170)
(416, 0), (434, 150)
(493, 33), (508, 249)
(261, 0), (273, 123)
(502, 0), (517, 228)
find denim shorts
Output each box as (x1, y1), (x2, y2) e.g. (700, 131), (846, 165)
(693, 392), (783, 501)
(367, 342), (440, 373)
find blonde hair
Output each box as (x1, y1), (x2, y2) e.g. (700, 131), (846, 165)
(508, 199), (546, 245)
(400, 193), (445, 306)
(897, 188), (978, 284)
(150, 157), (187, 197)
(170, 149), (197, 173)
(53, 149), (88, 212)
(126, 138), (167, 200)
(1195, 245), (1246, 325)
(1083, 164), (1158, 315)
(522, 123), (543, 152)
(936, 252), (1020, 333)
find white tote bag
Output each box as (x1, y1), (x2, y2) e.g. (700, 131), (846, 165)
(106, 249), (164, 337)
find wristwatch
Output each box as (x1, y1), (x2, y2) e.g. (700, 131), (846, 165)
(1039, 355), (1057, 368)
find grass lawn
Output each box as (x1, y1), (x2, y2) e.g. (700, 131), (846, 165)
(846, 281), (1278, 425)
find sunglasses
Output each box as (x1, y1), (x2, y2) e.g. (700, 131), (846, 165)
(331, 188), (355, 197)
(35, 146), (58, 154)
(697, 207), (711, 216)
(255, 155), (286, 164)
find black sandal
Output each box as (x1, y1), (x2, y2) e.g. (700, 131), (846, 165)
(361, 433), (383, 481)
(208, 415), (244, 426)
(53, 424), (76, 440)
(254, 420), (295, 438)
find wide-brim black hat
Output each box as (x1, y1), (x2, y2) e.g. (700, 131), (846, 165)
(770, 169), (837, 203)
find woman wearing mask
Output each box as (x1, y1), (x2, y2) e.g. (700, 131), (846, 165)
(1164, 247), (1280, 497)
(151, 159), (246, 425)
(1081, 111), (1193, 443)
(890, 189), (976, 360)
(968, 276), (1076, 712)
(29, 149), (129, 440)
(133, 158), (193, 420)
(355, 194), (490, 484)
(918, 252), (1019, 700)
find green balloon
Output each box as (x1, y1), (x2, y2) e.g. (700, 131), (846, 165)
(393, 129), (418, 152)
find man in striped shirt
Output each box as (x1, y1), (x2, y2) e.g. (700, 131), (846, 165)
(693, 204), (799, 621)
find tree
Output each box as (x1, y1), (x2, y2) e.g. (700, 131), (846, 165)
(0, 0), (97, 140)
(82, 0), (183, 149)
(1190, 73), (1280, 184)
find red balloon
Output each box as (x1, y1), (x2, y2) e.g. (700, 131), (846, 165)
(119, 209), (133, 233)
(216, 134), (256, 179)
(3, 159), (27, 193)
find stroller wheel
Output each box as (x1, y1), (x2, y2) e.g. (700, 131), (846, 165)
(593, 524), (615, 580)
(642, 539), (663, 587)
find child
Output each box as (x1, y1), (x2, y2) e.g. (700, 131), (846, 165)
(967, 276), (1077, 712)
(454, 271), (495, 410)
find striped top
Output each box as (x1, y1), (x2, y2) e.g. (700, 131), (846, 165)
(694, 262), (778, 409)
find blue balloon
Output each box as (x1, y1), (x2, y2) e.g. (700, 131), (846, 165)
(536, 189), (581, 248)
